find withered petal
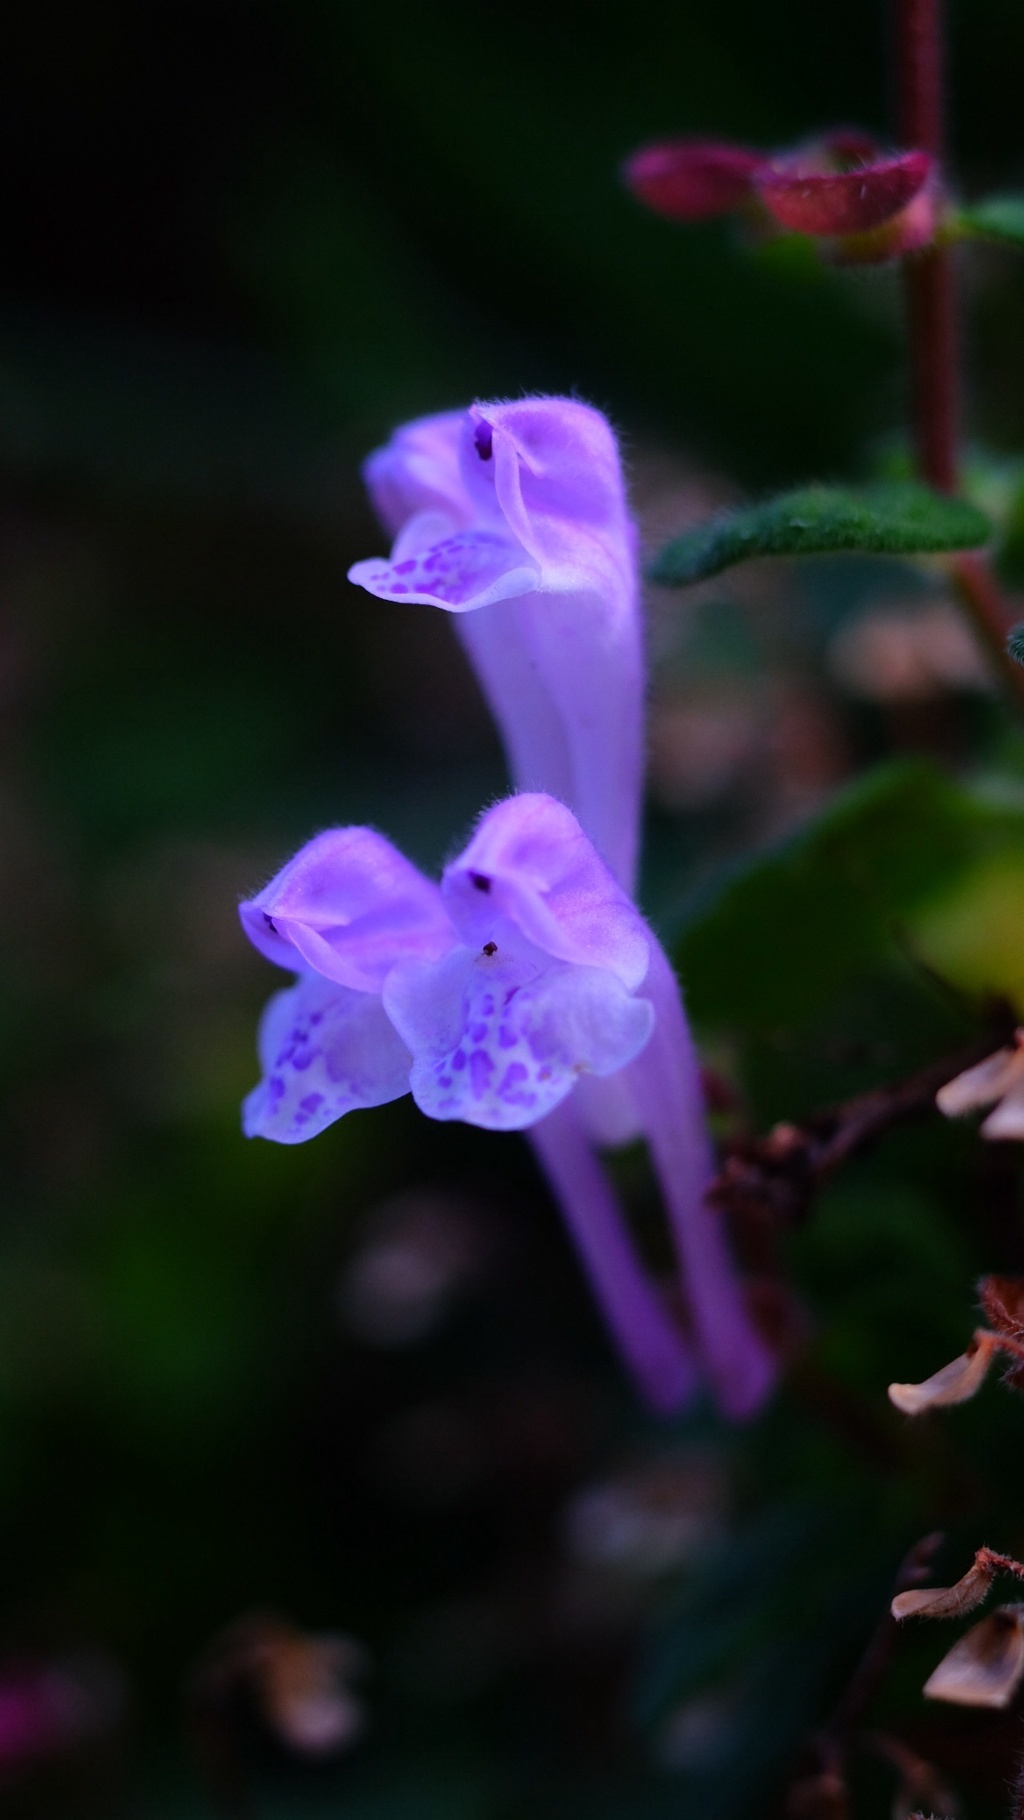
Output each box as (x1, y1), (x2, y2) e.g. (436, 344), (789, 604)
(936, 1045), (1024, 1118)
(888, 1334), (996, 1415)
(981, 1077), (1024, 1141)
(923, 1605), (1024, 1709)
(892, 1555), (996, 1621)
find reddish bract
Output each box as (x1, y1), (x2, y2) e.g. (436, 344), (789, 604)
(756, 148), (932, 236)
(623, 138), (762, 221)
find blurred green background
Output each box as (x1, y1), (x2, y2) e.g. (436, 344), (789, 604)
(4, 2), (1024, 1815)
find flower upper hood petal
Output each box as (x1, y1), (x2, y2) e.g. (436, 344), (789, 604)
(442, 795), (651, 989)
(240, 827), (456, 992)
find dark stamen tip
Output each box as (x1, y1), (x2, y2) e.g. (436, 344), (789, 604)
(482, 941), (497, 956)
(263, 912), (278, 933)
(469, 872), (492, 894)
(473, 420), (494, 461)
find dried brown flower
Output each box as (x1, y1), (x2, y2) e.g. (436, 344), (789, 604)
(922, 1605), (1024, 1709)
(936, 1036), (1024, 1139)
(194, 1614), (368, 1756)
(892, 1554), (997, 1622)
(888, 1332), (998, 1415)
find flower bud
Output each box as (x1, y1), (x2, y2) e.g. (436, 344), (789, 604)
(623, 138), (762, 221)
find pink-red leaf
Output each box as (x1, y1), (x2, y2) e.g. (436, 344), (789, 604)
(756, 150), (931, 236)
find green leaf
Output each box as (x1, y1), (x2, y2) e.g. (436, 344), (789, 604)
(648, 483), (990, 586)
(674, 761), (1024, 1121)
(956, 195), (1024, 248)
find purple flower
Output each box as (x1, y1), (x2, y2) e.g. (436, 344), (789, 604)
(241, 795), (774, 1416)
(348, 399), (643, 893)
(241, 797), (694, 1406)
(242, 799), (653, 1139)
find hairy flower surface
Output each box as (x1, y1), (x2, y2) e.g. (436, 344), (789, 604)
(349, 398), (643, 893)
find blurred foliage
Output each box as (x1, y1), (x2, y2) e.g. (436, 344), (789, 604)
(2, 3), (1024, 1819)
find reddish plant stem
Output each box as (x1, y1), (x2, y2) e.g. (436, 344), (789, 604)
(903, 251), (958, 494)
(896, 0), (958, 491)
(897, 0), (944, 156)
(894, 0), (1024, 709)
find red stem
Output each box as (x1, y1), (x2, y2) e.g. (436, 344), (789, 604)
(894, 0), (1024, 707)
(897, 0), (943, 156)
(903, 251), (958, 493)
(895, 0), (958, 491)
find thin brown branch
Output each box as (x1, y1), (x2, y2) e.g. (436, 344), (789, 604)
(710, 1027), (1013, 1230)
(786, 1534), (945, 1816)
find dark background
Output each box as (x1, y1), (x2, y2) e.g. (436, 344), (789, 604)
(3, 3), (1024, 1816)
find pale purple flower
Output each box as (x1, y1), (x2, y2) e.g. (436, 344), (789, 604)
(241, 796), (695, 1407)
(349, 399), (643, 894)
(241, 794), (773, 1415)
(242, 798), (654, 1139)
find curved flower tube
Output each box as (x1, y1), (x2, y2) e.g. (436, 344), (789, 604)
(241, 794), (696, 1410)
(349, 398), (643, 895)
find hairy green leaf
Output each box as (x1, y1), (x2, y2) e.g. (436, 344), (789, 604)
(649, 483), (990, 586)
(956, 196), (1024, 247)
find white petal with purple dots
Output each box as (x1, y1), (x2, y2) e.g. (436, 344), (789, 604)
(348, 529), (539, 615)
(383, 944), (653, 1132)
(242, 972), (412, 1145)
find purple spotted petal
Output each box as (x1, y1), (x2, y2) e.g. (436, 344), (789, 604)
(348, 529), (539, 614)
(442, 794), (651, 989)
(240, 827), (455, 991)
(362, 410), (469, 538)
(383, 944), (653, 1132)
(243, 972), (412, 1145)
